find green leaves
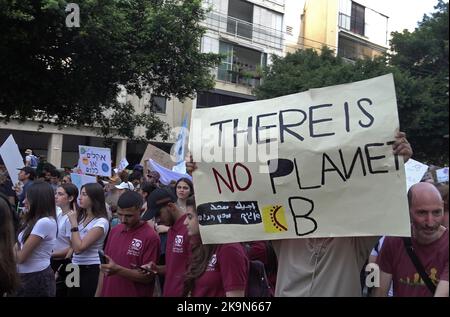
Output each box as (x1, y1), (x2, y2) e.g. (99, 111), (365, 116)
(0, 0), (221, 143)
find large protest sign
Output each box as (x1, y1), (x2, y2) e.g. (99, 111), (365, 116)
(78, 146), (111, 177)
(0, 135), (25, 185)
(191, 74), (411, 244)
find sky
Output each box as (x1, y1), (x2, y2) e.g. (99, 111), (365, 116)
(362, 0), (442, 34)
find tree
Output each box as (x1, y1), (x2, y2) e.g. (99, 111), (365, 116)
(255, 1), (449, 166)
(0, 0), (222, 142)
(388, 0), (449, 164)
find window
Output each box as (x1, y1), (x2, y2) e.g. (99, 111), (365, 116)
(350, 2), (365, 36)
(227, 0), (253, 39)
(151, 96), (167, 114)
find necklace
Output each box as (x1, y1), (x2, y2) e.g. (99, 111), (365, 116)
(81, 216), (95, 229)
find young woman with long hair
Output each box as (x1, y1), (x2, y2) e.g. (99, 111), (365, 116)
(183, 197), (248, 297)
(0, 193), (19, 296)
(175, 178), (194, 211)
(67, 182), (109, 297)
(52, 183), (79, 296)
(15, 181), (58, 296)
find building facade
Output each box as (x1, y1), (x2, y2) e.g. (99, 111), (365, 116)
(197, 0), (287, 108)
(296, 0), (389, 61)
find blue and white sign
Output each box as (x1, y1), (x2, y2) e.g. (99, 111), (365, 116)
(436, 167), (449, 183)
(78, 145), (111, 177)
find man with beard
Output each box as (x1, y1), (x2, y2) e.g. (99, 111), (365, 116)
(374, 182), (449, 297)
(141, 187), (190, 296)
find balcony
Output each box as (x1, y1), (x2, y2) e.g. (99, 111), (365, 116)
(338, 12), (366, 36)
(216, 41), (266, 89)
(204, 10), (283, 50)
(217, 64), (263, 88)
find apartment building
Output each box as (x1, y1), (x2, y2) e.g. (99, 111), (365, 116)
(197, 0), (287, 108)
(295, 0), (389, 61)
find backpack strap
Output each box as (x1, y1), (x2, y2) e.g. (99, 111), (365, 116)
(264, 241), (278, 274)
(402, 237), (436, 295)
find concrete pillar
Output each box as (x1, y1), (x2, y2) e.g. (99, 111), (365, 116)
(116, 139), (127, 166)
(47, 133), (63, 168)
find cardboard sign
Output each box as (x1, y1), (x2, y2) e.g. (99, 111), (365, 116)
(140, 143), (174, 170)
(191, 74), (411, 243)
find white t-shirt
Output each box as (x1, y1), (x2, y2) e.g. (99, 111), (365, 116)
(71, 217), (109, 265)
(17, 217), (57, 274)
(54, 207), (71, 253)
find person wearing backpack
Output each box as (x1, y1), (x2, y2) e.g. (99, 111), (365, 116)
(24, 149), (39, 168)
(244, 241), (277, 297)
(182, 197), (248, 297)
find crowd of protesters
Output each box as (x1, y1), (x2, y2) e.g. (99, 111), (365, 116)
(0, 132), (448, 297)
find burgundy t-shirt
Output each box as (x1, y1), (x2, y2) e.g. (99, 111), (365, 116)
(377, 228), (449, 297)
(163, 213), (190, 297)
(101, 221), (160, 297)
(191, 243), (249, 297)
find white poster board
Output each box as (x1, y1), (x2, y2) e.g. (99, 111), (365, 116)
(114, 158), (129, 173)
(78, 146), (112, 177)
(404, 159), (429, 191)
(191, 74), (411, 243)
(436, 167), (449, 183)
(0, 135), (25, 185)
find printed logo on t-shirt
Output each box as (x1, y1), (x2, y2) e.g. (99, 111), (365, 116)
(175, 235), (183, 247)
(127, 238), (143, 256)
(399, 268), (439, 287)
(206, 254), (217, 272)
(172, 235), (184, 253)
(131, 238), (143, 251)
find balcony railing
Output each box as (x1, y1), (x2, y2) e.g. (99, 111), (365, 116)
(217, 65), (262, 89)
(204, 10), (283, 50)
(338, 12), (367, 37)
